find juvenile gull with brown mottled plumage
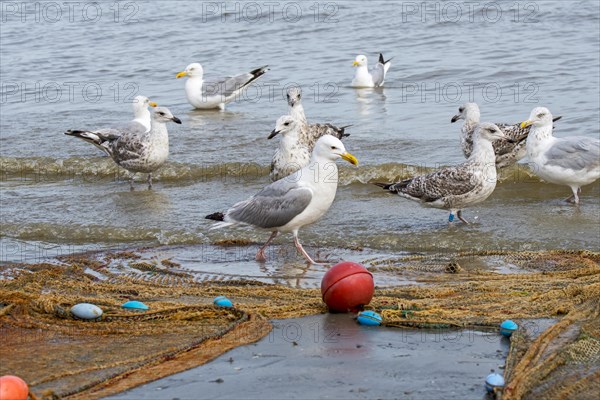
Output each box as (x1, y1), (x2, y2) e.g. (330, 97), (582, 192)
(65, 107), (181, 190)
(268, 115), (311, 182)
(376, 123), (510, 224)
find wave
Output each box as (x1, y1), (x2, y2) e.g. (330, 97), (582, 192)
(0, 156), (543, 186)
(0, 222), (203, 247)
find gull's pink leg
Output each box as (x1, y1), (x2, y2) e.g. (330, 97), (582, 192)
(255, 231), (278, 262)
(457, 210), (470, 224)
(293, 234), (318, 265)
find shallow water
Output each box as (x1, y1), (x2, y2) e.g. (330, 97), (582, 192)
(1, 1), (599, 263)
(107, 314), (510, 400)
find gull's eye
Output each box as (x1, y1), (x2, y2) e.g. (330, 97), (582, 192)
(297, 94), (301, 99)
(459, 107), (464, 112)
(284, 122), (290, 126)
(331, 146), (336, 150)
(537, 113), (545, 118)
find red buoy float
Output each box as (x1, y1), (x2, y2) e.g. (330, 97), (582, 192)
(321, 262), (374, 312)
(0, 375), (29, 400)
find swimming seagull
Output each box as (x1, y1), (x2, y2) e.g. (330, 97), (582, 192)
(176, 63), (269, 110)
(206, 135), (358, 264)
(451, 102), (562, 168)
(67, 95), (157, 155)
(268, 115), (310, 182)
(351, 53), (391, 88)
(521, 107), (600, 204)
(286, 86), (350, 151)
(375, 123), (510, 224)
(65, 107), (181, 190)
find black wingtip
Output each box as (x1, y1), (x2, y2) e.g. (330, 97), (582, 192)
(205, 212), (225, 221)
(552, 115), (562, 122)
(373, 182), (392, 190)
(251, 65), (269, 77)
(378, 53), (392, 64)
(339, 124), (352, 138)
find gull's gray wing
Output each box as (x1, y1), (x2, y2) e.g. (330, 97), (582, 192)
(227, 179), (313, 229)
(371, 54), (391, 87)
(64, 121), (146, 156)
(106, 122), (149, 163)
(545, 137), (600, 171)
(371, 63), (386, 87)
(202, 65), (268, 98)
(94, 121), (146, 141)
(390, 164), (479, 202)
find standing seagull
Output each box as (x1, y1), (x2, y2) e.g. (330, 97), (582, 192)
(375, 123), (510, 224)
(351, 53), (391, 88)
(206, 135), (358, 264)
(286, 86), (350, 151)
(68, 95), (157, 155)
(451, 102), (561, 168)
(521, 107), (600, 204)
(268, 115), (310, 182)
(176, 63), (268, 110)
(65, 107), (181, 190)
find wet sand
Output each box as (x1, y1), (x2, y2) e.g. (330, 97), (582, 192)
(107, 314), (509, 400)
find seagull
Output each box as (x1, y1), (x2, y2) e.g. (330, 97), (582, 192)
(206, 135), (358, 264)
(65, 107), (181, 190)
(351, 53), (391, 88)
(375, 123), (510, 224)
(521, 107), (600, 204)
(67, 95), (157, 155)
(131, 95), (159, 132)
(286, 86), (350, 151)
(176, 63), (268, 110)
(451, 102), (562, 168)
(268, 115), (310, 182)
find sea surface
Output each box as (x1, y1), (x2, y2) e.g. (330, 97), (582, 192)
(1, 0), (599, 267)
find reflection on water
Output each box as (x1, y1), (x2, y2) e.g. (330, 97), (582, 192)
(354, 87), (388, 116)
(112, 189), (171, 216)
(183, 109), (245, 129)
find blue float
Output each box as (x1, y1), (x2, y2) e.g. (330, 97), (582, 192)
(213, 296), (233, 308)
(357, 310), (382, 326)
(485, 372), (505, 393)
(122, 300), (149, 310)
(500, 320), (518, 337)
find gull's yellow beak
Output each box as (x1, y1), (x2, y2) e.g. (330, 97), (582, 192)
(352, 61), (360, 67)
(341, 152), (358, 166)
(176, 71), (188, 79)
(520, 120), (533, 129)
(149, 101), (158, 107)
